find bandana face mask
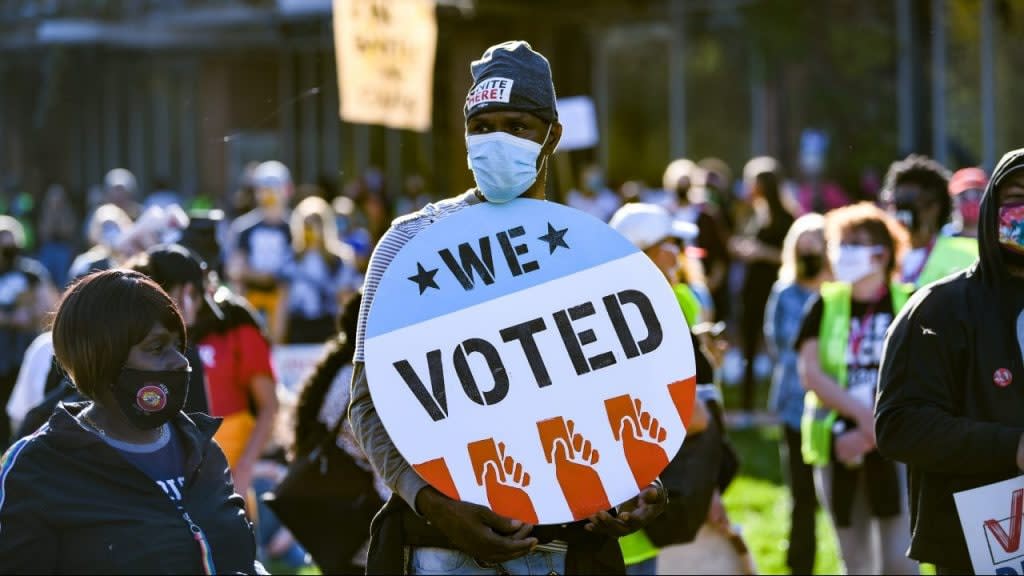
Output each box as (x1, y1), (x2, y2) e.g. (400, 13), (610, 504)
(998, 203), (1024, 255)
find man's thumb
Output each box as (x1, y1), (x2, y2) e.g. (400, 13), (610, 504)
(479, 505), (524, 534)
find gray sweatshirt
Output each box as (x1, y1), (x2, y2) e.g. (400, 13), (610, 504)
(348, 191), (478, 509)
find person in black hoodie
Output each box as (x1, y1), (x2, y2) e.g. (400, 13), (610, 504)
(0, 269), (260, 574)
(876, 147), (1024, 574)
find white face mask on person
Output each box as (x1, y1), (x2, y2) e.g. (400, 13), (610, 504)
(466, 124), (551, 203)
(831, 244), (884, 284)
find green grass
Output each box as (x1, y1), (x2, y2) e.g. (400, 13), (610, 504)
(264, 560), (321, 575)
(723, 422), (939, 575)
(723, 426), (842, 575)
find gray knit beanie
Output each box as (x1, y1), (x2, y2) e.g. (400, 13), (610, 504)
(464, 41), (558, 124)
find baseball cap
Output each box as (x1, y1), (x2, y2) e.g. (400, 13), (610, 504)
(949, 167), (988, 196)
(608, 203), (698, 251)
(662, 158), (700, 192)
(104, 168), (138, 195)
(743, 156), (780, 184)
(464, 41), (558, 124)
(252, 161), (292, 189)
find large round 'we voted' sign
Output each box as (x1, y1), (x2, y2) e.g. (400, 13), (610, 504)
(364, 199), (696, 525)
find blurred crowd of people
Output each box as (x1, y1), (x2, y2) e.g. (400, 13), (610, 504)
(0, 30), (1017, 575)
(572, 149), (985, 575)
(0, 129), (993, 575)
(0, 138), (991, 569)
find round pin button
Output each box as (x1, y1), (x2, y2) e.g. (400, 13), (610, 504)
(994, 368), (1013, 388)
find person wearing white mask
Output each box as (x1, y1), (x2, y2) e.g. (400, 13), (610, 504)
(347, 41), (666, 575)
(794, 202), (917, 575)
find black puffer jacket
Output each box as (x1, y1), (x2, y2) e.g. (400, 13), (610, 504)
(0, 402), (258, 574)
(876, 148), (1024, 570)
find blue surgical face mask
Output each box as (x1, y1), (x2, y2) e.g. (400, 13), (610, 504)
(466, 125), (551, 203)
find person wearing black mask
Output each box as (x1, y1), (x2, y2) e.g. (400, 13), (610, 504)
(764, 213), (831, 575)
(879, 154), (978, 288)
(876, 148), (1024, 573)
(0, 216), (57, 448)
(12, 244), (216, 441)
(125, 244), (218, 415)
(0, 270), (261, 573)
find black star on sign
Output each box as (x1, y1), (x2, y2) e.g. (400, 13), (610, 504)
(408, 262), (440, 295)
(538, 222), (570, 254)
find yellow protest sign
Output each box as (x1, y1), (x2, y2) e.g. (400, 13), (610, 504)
(333, 0), (437, 132)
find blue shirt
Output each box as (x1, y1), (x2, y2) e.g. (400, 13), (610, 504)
(764, 280), (816, 429)
(105, 424), (187, 510)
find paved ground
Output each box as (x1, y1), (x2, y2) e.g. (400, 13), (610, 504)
(656, 525), (758, 575)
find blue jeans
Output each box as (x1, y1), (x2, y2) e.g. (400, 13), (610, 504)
(252, 476), (309, 568)
(625, 556), (658, 575)
(410, 547), (566, 575)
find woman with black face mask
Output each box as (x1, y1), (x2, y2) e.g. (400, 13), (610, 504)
(0, 269), (262, 574)
(763, 213), (831, 575)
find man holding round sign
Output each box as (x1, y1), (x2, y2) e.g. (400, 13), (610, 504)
(351, 41), (694, 575)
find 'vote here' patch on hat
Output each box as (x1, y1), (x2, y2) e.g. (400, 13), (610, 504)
(466, 78), (514, 111)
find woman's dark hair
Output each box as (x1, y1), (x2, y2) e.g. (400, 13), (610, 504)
(756, 171), (791, 223)
(125, 243), (206, 293)
(291, 293), (362, 458)
(52, 269), (186, 399)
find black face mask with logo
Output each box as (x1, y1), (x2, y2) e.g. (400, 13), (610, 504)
(110, 367), (191, 429)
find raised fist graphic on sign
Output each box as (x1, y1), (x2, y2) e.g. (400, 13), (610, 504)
(606, 395), (671, 490)
(538, 417), (611, 520)
(468, 438), (538, 524)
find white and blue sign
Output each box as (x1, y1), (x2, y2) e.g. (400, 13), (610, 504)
(364, 198), (696, 525)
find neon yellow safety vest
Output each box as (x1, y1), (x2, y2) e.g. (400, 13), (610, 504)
(673, 283), (703, 328)
(915, 236), (978, 288)
(620, 530), (660, 566)
(800, 281), (913, 467)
